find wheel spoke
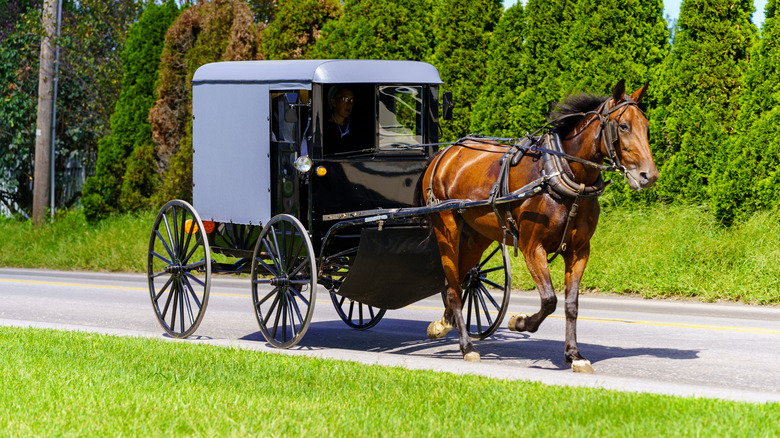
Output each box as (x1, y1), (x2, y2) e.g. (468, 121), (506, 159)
(476, 285), (495, 326)
(153, 276), (174, 303)
(182, 275), (203, 309)
(477, 246), (500, 269)
(153, 230), (175, 262)
(477, 281), (501, 309)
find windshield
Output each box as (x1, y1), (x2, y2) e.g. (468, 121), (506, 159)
(377, 85), (423, 150)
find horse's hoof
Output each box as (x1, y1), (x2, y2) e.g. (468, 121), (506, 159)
(572, 360), (594, 374)
(507, 313), (528, 332)
(427, 318), (454, 339)
(464, 351), (481, 362)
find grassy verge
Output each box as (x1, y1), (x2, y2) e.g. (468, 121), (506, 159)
(1, 327), (777, 436)
(1, 204), (779, 304)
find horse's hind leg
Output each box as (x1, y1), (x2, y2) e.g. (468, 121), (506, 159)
(428, 212), (481, 361)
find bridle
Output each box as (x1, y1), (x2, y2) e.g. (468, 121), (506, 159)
(592, 96), (644, 175)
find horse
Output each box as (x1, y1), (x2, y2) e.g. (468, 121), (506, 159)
(421, 80), (658, 372)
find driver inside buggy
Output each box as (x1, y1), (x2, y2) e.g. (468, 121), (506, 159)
(324, 85), (367, 156)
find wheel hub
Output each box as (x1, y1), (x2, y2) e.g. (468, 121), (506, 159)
(462, 267), (479, 289)
(270, 275), (290, 287)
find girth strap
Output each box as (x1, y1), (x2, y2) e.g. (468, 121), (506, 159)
(547, 183), (586, 264)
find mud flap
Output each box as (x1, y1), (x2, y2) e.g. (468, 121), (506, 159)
(336, 226), (446, 309)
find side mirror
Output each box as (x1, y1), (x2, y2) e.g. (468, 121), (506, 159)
(441, 91), (454, 121)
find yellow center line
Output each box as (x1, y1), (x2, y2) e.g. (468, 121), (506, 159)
(3, 278), (778, 335)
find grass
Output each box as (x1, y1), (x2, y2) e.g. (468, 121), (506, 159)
(1, 204), (779, 304)
(1, 326), (777, 436)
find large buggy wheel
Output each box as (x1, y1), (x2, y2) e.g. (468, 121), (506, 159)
(147, 200), (211, 338)
(251, 214), (316, 348)
(446, 243), (511, 340)
(321, 246), (387, 330)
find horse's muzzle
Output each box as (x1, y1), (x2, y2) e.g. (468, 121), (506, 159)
(627, 167), (659, 190)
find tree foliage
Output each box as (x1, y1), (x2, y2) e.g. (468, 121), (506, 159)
(261, 0), (339, 60)
(561, 0), (669, 95)
(469, 3), (525, 137)
(429, 0), (502, 141)
(311, 0), (432, 61)
(0, 0), (141, 217)
(81, 1), (179, 222)
(649, 0), (757, 204)
(709, 0), (780, 223)
(150, 0), (263, 204)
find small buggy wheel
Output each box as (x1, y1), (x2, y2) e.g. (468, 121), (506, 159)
(147, 200), (211, 338)
(321, 246), (386, 330)
(251, 214), (316, 348)
(447, 243), (511, 340)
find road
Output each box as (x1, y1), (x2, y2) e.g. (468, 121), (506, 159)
(1, 267), (779, 404)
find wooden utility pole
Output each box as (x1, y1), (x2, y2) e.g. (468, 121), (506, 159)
(32, 0), (57, 225)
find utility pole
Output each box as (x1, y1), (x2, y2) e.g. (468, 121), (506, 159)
(32, 0), (57, 225)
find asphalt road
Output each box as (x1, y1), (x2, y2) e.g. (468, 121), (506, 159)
(1, 267), (779, 404)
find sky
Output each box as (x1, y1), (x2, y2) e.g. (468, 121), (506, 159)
(503, 0), (768, 29)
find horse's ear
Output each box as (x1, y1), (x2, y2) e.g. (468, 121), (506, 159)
(630, 82), (649, 104)
(612, 79), (626, 103)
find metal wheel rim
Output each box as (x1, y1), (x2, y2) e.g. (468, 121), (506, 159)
(322, 246), (386, 330)
(251, 214), (316, 348)
(147, 200), (211, 338)
(329, 291), (387, 330)
(462, 243), (512, 339)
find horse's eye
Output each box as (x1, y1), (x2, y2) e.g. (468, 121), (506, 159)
(619, 123), (630, 132)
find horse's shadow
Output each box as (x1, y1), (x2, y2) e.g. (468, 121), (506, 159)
(240, 317), (699, 370)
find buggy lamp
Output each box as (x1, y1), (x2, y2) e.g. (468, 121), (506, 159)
(316, 166), (327, 177)
(185, 219), (215, 234)
(294, 155), (313, 173)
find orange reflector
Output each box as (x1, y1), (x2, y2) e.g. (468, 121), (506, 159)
(316, 166), (327, 177)
(184, 219), (198, 235)
(202, 220), (215, 234)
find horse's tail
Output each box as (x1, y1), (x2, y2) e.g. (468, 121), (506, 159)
(415, 152), (439, 208)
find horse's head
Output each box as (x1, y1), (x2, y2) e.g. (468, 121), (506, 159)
(601, 80), (659, 190)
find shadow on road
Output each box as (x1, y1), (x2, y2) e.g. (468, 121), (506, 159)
(239, 318), (700, 370)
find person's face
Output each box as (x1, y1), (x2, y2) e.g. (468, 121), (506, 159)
(331, 89), (354, 119)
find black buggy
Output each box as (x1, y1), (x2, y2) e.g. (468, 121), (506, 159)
(147, 60), (513, 347)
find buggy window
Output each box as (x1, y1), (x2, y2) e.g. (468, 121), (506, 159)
(377, 86), (423, 151)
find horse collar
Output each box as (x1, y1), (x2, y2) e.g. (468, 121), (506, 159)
(542, 132), (607, 200)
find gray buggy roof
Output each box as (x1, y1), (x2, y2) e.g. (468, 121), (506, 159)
(191, 59), (443, 85)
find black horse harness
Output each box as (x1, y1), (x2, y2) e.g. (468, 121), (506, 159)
(426, 97), (641, 262)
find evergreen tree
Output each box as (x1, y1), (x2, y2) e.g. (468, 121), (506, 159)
(649, 0), (756, 203)
(311, 0), (433, 61)
(469, 3), (525, 137)
(260, 0), (339, 60)
(429, 0), (502, 140)
(81, 1), (179, 222)
(507, 0), (575, 133)
(561, 0), (669, 95)
(710, 0), (780, 223)
(150, 0), (262, 204)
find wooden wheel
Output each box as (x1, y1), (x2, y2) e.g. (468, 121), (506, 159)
(460, 243), (512, 339)
(147, 200), (211, 338)
(251, 214), (316, 348)
(321, 246), (386, 330)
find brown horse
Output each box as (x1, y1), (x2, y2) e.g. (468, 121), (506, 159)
(422, 80), (658, 372)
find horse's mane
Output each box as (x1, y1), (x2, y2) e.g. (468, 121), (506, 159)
(546, 93), (608, 136)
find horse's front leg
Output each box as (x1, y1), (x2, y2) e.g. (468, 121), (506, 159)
(562, 244), (594, 373)
(508, 244), (557, 333)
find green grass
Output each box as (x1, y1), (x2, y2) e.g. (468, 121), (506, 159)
(1, 326), (777, 437)
(2, 204), (779, 304)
